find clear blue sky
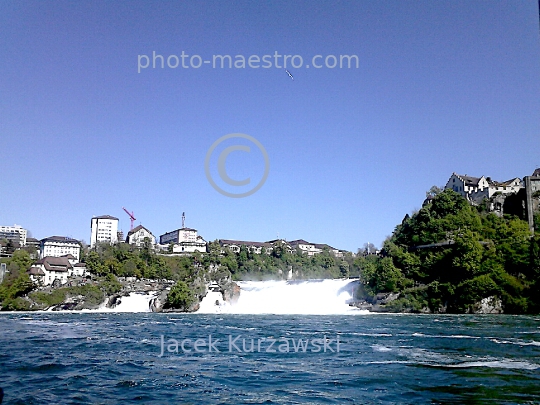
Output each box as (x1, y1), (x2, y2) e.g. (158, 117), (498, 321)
(1, 1), (539, 251)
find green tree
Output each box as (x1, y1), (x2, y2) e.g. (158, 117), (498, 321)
(339, 261), (350, 278)
(426, 185), (443, 199)
(10, 250), (33, 272)
(375, 257), (405, 292)
(451, 230), (483, 276)
(166, 281), (195, 310)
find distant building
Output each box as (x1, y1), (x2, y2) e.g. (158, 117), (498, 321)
(265, 239), (293, 253)
(445, 173), (522, 203)
(30, 256), (73, 286)
(219, 239), (274, 254)
(28, 266), (45, 285)
(444, 170), (540, 232)
(219, 238), (344, 257)
(26, 237), (40, 251)
(159, 228), (206, 253)
(0, 224), (28, 246)
(72, 262), (87, 277)
(90, 215), (119, 248)
(289, 239), (322, 256)
(40, 236), (81, 261)
(126, 225), (156, 247)
(289, 239), (343, 257)
(25, 237), (40, 259)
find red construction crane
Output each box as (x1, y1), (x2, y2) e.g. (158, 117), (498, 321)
(122, 207), (136, 231)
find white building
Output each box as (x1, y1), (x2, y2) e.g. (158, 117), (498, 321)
(126, 225), (156, 247)
(29, 256), (72, 286)
(28, 266), (46, 285)
(72, 262), (87, 277)
(40, 236), (81, 261)
(159, 227), (206, 253)
(0, 224), (28, 246)
(445, 173), (522, 203)
(289, 239), (322, 256)
(289, 239), (343, 257)
(90, 215), (119, 248)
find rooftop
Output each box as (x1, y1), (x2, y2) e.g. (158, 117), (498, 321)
(35, 256), (73, 272)
(41, 236), (80, 244)
(162, 227), (198, 234)
(219, 239), (273, 248)
(92, 215), (119, 220)
(127, 225), (153, 236)
(454, 173), (481, 187)
(28, 267), (45, 276)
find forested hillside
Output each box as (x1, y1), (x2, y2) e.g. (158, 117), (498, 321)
(355, 189), (540, 313)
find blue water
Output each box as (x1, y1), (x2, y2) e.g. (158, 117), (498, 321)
(0, 313), (539, 404)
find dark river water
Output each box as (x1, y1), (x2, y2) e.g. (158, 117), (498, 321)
(0, 313), (539, 404)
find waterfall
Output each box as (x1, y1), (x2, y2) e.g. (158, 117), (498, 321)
(84, 292), (158, 313)
(197, 279), (365, 315)
(111, 293), (157, 312)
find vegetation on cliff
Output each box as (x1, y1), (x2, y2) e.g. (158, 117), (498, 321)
(355, 188), (540, 313)
(165, 281), (196, 311)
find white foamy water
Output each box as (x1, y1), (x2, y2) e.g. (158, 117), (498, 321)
(197, 279), (366, 315)
(197, 290), (227, 313)
(85, 292), (158, 313)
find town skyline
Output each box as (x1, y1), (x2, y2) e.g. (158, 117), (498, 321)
(3, 167), (538, 257)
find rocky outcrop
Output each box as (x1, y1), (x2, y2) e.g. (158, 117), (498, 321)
(106, 291), (133, 309)
(146, 264), (241, 312)
(176, 264), (240, 312)
(471, 296), (503, 314)
(149, 289), (169, 312)
(351, 292), (400, 312)
(221, 280), (241, 304)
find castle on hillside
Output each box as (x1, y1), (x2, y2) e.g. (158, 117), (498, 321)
(444, 169), (540, 232)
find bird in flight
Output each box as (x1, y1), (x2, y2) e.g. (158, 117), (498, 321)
(285, 69), (294, 80)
